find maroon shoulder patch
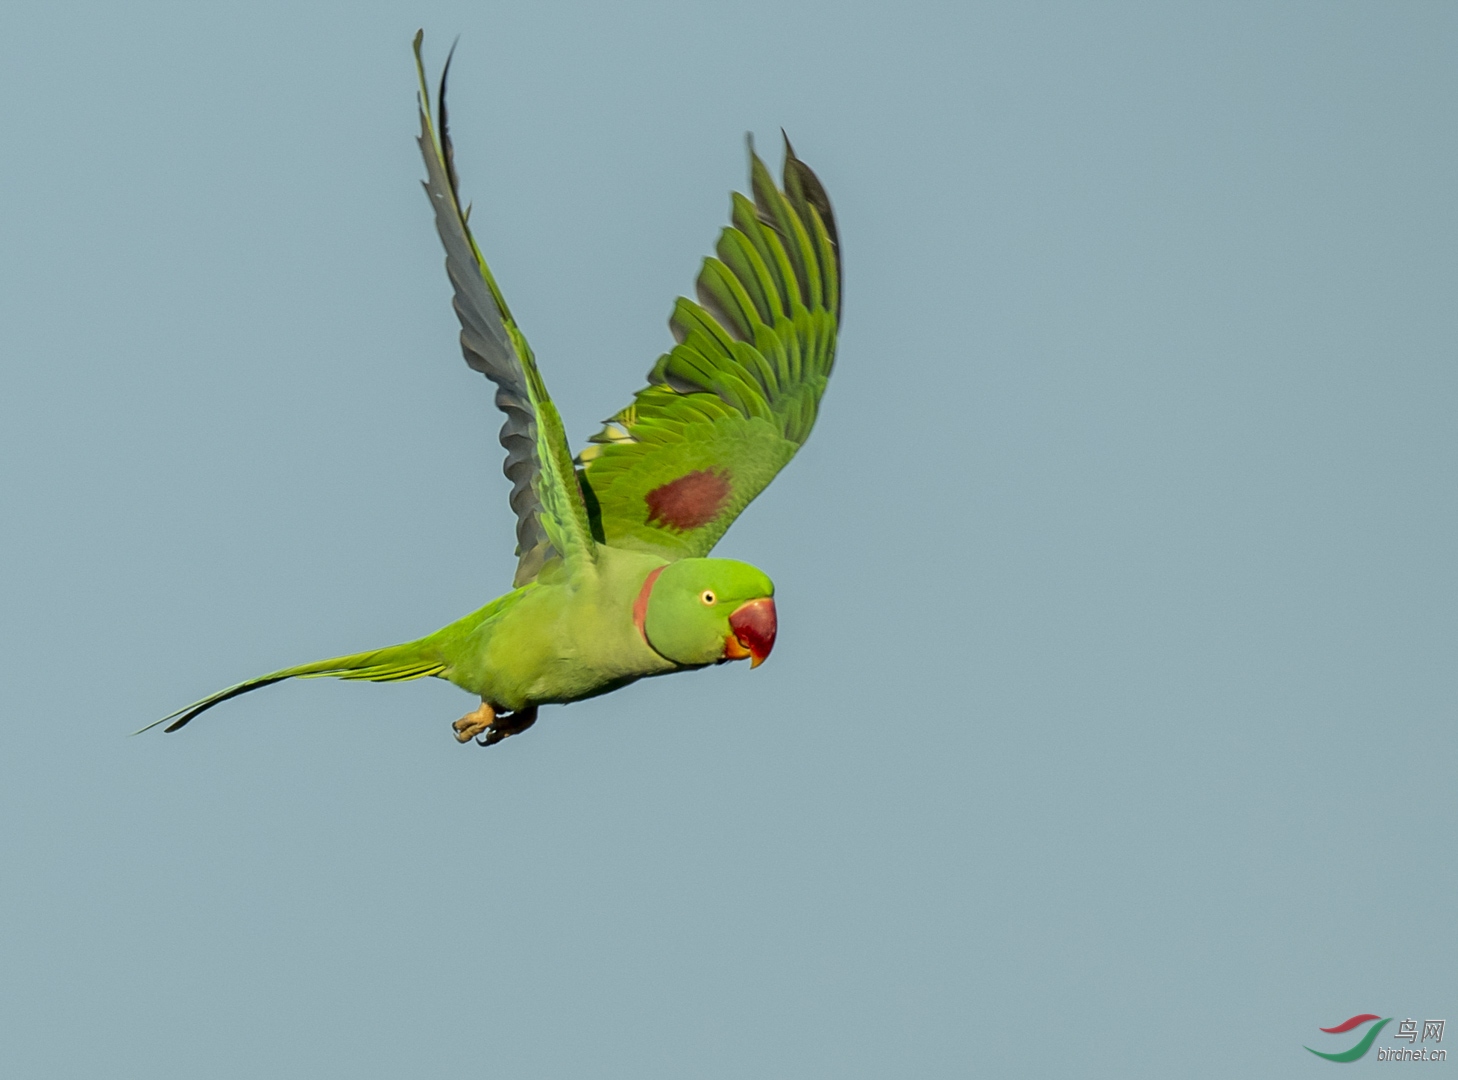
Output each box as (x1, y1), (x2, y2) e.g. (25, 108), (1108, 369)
(645, 469), (732, 531)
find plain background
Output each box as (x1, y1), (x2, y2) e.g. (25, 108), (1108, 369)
(2, 2), (1454, 1076)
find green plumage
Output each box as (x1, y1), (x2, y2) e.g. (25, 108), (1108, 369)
(578, 147), (840, 561)
(142, 34), (839, 745)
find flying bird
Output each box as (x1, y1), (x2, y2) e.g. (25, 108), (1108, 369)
(143, 33), (840, 747)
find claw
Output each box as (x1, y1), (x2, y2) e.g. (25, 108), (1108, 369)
(474, 705), (539, 748)
(453, 701), (539, 747)
(453, 701), (495, 743)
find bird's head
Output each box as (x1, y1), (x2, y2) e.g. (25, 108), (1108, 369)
(639, 558), (777, 668)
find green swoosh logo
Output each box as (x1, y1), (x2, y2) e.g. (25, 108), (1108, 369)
(1305, 1017), (1391, 1062)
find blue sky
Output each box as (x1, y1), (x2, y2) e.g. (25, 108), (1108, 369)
(2, 3), (1455, 1076)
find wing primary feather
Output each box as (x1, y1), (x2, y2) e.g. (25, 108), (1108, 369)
(437, 38), (461, 198)
(415, 32), (596, 583)
(695, 258), (759, 340)
(781, 130), (841, 317)
(751, 148), (821, 310)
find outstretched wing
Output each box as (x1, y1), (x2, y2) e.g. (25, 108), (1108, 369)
(576, 137), (840, 561)
(414, 33), (594, 583)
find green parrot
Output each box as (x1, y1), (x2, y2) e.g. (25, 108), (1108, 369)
(143, 34), (840, 747)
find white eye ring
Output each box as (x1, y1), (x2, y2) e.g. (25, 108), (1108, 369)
(700, 589), (716, 605)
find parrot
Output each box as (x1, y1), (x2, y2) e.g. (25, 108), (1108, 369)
(142, 33), (840, 748)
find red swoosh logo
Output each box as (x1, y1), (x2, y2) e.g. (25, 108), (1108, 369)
(1320, 1014), (1381, 1034)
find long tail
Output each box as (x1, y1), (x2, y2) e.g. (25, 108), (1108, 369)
(136, 640), (446, 735)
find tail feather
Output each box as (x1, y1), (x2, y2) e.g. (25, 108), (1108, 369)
(137, 641), (446, 735)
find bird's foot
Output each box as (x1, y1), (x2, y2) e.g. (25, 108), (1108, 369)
(475, 705), (539, 747)
(452, 702), (539, 747)
(453, 701), (495, 743)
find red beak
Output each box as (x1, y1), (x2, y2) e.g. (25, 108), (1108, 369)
(726, 597), (777, 668)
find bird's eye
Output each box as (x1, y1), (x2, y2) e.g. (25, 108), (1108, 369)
(700, 590), (716, 605)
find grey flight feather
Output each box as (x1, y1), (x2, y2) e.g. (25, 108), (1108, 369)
(414, 42), (554, 585)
